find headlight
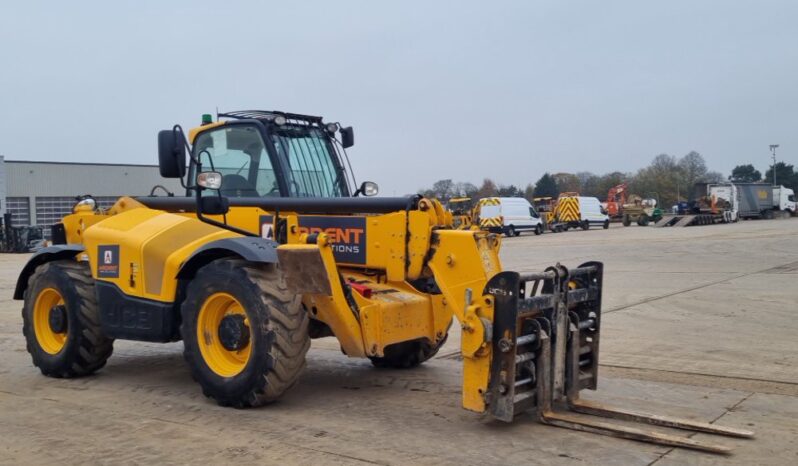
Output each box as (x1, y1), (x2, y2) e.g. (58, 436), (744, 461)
(197, 171), (223, 190)
(273, 115), (287, 126)
(326, 122), (339, 133)
(360, 181), (379, 197)
(74, 197), (96, 211)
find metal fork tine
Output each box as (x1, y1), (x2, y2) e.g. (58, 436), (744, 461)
(568, 399), (755, 438)
(508, 267), (754, 454)
(539, 410), (734, 455)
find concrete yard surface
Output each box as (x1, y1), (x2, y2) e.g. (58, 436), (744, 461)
(1, 219), (797, 465)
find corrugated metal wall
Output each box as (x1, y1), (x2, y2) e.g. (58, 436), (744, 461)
(0, 156), (6, 216)
(2, 160), (184, 236)
(6, 161), (183, 197)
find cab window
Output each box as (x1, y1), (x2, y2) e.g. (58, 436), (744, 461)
(192, 125), (279, 197)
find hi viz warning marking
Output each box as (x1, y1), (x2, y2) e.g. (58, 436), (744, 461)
(259, 215), (367, 264)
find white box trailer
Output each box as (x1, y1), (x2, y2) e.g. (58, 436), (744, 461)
(736, 183), (773, 218)
(710, 182), (794, 218)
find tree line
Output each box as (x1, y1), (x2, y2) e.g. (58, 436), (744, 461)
(419, 151), (798, 208)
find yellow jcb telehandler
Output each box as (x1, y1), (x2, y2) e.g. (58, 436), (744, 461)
(15, 110), (752, 453)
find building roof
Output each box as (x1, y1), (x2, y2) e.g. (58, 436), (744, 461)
(4, 159), (159, 168)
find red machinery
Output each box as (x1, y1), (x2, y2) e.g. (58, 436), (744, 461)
(605, 183), (628, 218)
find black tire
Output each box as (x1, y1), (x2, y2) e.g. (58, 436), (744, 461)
(370, 332), (449, 369)
(603, 220), (610, 229)
(505, 226), (516, 238)
(581, 220), (590, 230)
(622, 215), (631, 227)
(22, 260), (113, 378)
(637, 214), (649, 227)
(534, 224), (543, 235)
(181, 258), (309, 408)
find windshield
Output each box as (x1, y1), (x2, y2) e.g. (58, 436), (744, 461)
(190, 123), (349, 198)
(272, 125), (348, 197)
(193, 125), (278, 197)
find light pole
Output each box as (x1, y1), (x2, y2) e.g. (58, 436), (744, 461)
(769, 144), (779, 186)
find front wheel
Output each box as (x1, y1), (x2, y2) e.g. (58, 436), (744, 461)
(22, 261), (113, 378)
(603, 220), (610, 229)
(534, 224), (543, 235)
(181, 259), (309, 408)
(505, 226), (516, 237)
(581, 220), (590, 230)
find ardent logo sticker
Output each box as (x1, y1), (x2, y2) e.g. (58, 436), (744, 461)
(97, 245), (120, 278)
(259, 215), (274, 239)
(259, 215), (367, 264)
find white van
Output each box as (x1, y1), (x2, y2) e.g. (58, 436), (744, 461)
(477, 197), (543, 237)
(577, 196), (610, 230)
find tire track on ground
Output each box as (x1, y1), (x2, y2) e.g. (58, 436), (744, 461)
(603, 259), (797, 315)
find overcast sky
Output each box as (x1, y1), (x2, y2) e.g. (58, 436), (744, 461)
(1, 1), (796, 195)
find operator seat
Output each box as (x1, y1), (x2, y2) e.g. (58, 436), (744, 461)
(221, 174), (260, 198)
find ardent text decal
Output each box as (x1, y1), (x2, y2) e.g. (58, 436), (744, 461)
(258, 215), (367, 264)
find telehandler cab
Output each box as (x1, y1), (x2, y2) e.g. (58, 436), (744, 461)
(15, 110), (752, 453)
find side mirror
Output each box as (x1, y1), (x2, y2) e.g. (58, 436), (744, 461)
(158, 130), (187, 178)
(340, 126), (354, 148)
(356, 181), (379, 197)
(199, 195), (229, 216)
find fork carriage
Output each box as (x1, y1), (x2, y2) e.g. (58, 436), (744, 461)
(484, 262), (753, 454)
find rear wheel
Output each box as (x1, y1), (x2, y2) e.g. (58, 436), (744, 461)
(505, 226), (516, 237)
(370, 332), (449, 369)
(181, 258), (309, 407)
(581, 220), (590, 230)
(637, 214), (649, 226)
(603, 220), (610, 229)
(622, 215), (631, 227)
(22, 260), (113, 378)
(534, 224), (543, 235)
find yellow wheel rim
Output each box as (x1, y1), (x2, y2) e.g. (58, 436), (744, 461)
(33, 288), (68, 355)
(196, 292), (252, 377)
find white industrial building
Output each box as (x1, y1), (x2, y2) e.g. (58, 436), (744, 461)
(1, 156), (183, 237)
